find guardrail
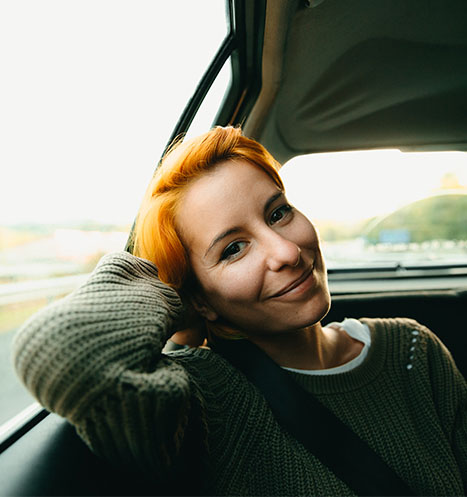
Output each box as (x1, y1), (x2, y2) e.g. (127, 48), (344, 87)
(0, 273), (90, 306)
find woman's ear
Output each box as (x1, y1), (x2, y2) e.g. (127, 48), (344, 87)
(190, 294), (218, 322)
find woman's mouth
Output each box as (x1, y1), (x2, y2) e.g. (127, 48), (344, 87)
(269, 263), (315, 299)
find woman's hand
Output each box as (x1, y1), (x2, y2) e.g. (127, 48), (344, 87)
(171, 298), (207, 347)
(171, 328), (206, 347)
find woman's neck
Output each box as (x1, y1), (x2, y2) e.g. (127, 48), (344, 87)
(248, 323), (362, 371)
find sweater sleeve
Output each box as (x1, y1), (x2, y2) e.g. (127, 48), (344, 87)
(425, 327), (467, 490)
(12, 251), (196, 475)
(453, 390), (467, 492)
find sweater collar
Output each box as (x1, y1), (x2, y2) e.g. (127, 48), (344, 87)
(285, 319), (387, 394)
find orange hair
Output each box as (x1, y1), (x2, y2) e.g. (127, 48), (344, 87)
(133, 126), (284, 290)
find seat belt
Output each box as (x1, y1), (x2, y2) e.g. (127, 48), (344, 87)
(210, 338), (415, 497)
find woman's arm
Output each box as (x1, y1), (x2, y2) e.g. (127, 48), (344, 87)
(452, 394), (467, 492)
(426, 328), (467, 490)
(12, 251), (197, 475)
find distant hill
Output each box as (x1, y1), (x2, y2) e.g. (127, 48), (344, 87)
(365, 194), (467, 244)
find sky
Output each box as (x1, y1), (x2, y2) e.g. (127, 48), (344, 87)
(1, 1), (465, 228)
(0, 0), (228, 226)
(281, 150), (467, 223)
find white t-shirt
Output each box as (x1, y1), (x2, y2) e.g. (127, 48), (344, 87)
(282, 318), (371, 376)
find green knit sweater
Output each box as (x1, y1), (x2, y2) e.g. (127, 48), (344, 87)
(13, 252), (467, 496)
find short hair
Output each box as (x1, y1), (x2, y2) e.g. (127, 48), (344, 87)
(133, 126), (284, 290)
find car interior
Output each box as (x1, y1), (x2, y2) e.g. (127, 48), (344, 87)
(1, 0), (466, 495)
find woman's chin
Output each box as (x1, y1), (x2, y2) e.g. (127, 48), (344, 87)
(299, 291), (331, 329)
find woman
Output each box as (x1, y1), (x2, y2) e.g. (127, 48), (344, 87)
(14, 127), (466, 496)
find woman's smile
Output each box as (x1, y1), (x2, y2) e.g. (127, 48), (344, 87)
(267, 262), (315, 300)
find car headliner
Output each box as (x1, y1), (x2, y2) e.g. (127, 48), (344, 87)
(243, 0), (467, 164)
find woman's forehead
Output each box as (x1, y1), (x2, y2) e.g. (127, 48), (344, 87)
(184, 159), (280, 208)
(176, 160), (282, 247)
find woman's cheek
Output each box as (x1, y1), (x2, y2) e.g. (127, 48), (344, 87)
(219, 259), (263, 300)
(295, 214), (319, 247)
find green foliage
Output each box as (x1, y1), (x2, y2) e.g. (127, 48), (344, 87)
(365, 194), (467, 244)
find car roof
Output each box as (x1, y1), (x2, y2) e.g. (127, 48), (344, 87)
(240, 0), (467, 163)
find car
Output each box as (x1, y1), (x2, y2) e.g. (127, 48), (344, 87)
(1, 0), (466, 495)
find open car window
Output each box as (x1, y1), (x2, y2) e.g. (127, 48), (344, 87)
(0, 0), (228, 428)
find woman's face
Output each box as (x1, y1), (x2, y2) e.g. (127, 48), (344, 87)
(176, 159), (330, 336)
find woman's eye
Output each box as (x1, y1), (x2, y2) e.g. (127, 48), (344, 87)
(270, 205), (292, 225)
(220, 241), (246, 261)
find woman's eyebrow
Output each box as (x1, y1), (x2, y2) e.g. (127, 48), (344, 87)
(204, 227), (241, 258)
(264, 191), (284, 215)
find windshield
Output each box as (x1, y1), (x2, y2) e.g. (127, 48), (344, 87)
(281, 150), (467, 270)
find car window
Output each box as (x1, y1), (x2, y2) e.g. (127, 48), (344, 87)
(184, 59), (232, 141)
(281, 150), (467, 270)
(0, 0), (228, 427)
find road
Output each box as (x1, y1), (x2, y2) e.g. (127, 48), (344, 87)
(0, 328), (35, 427)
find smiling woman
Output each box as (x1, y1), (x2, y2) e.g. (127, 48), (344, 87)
(13, 126), (467, 496)
(167, 158), (334, 365)
(134, 127), (330, 342)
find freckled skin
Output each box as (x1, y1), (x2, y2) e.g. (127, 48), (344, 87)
(176, 159), (331, 338)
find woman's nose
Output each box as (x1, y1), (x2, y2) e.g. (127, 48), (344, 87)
(263, 231), (301, 272)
